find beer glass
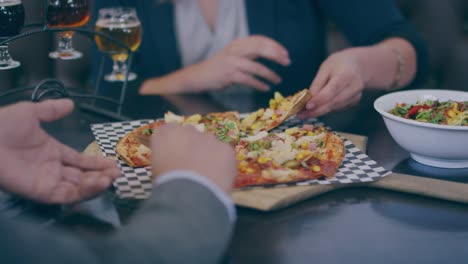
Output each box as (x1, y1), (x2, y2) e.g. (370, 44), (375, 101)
(0, 0), (25, 70)
(47, 0), (90, 60)
(95, 8), (142, 82)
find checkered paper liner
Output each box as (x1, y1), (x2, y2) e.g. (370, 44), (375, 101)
(91, 117), (391, 199)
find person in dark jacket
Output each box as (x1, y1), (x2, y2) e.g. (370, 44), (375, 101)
(93, 0), (429, 115)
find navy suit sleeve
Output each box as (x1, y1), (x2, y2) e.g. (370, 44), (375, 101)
(316, 0), (429, 88)
(0, 179), (233, 264)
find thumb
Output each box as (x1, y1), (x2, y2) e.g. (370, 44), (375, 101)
(34, 99), (74, 122)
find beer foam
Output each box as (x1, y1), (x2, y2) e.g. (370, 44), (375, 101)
(0, 0), (22, 7)
(96, 20), (141, 28)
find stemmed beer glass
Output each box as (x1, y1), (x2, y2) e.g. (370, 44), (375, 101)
(0, 0), (25, 70)
(47, 0), (90, 60)
(95, 8), (142, 82)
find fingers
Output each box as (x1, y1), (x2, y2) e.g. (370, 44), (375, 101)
(60, 143), (120, 172)
(231, 71), (271, 91)
(235, 57), (282, 84)
(306, 64), (331, 110)
(52, 167), (118, 204)
(49, 169), (116, 204)
(228, 36), (291, 66)
(34, 99), (75, 122)
(62, 165), (120, 185)
(299, 78), (363, 118)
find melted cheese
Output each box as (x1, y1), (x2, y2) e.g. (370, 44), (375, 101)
(243, 131), (268, 142)
(275, 133), (295, 144)
(265, 140), (298, 165)
(137, 144), (151, 156)
(261, 108), (275, 120)
(295, 133), (325, 146)
(165, 112), (184, 124)
(265, 170), (292, 181)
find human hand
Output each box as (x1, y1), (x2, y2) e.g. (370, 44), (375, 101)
(0, 100), (120, 204)
(140, 35), (291, 94)
(298, 49), (366, 119)
(151, 124), (237, 193)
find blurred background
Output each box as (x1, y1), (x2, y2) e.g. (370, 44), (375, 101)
(1, 0), (468, 94)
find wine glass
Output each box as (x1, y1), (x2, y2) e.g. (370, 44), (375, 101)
(94, 7), (142, 82)
(47, 0), (90, 60)
(0, 0), (25, 70)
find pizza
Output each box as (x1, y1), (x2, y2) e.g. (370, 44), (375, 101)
(113, 89), (346, 188)
(234, 125), (345, 188)
(164, 111), (241, 145)
(240, 89), (312, 134)
(115, 120), (166, 168)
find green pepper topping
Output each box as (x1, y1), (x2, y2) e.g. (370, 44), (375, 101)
(141, 129), (153, 135)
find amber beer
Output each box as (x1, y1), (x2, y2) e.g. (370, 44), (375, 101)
(0, 0), (25, 37)
(95, 21), (142, 61)
(46, 0), (90, 28)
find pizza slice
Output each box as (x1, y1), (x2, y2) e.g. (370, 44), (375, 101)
(240, 89), (312, 134)
(115, 120), (166, 168)
(234, 125), (345, 188)
(164, 111), (241, 145)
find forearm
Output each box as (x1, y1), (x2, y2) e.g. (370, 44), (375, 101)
(345, 37), (417, 90)
(139, 64), (204, 95)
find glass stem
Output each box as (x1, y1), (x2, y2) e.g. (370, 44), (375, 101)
(112, 59), (128, 77)
(0, 45), (13, 67)
(58, 31), (75, 53)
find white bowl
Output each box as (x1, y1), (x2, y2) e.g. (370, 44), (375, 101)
(374, 89), (468, 169)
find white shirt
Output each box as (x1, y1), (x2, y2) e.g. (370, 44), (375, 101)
(156, 170), (236, 223)
(174, 0), (255, 112)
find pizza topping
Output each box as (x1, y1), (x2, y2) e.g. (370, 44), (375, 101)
(243, 131), (269, 142)
(185, 114), (202, 124)
(216, 121), (239, 143)
(241, 90), (312, 134)
(141, 128), (153, 135)
(283, 160), (300, 169)
(261, 108), (275, 120)
(311, 165), (321, 172)
(137, 144), (151, 155)
(165, 112), (185, 123)
(267, 170), (292, 181)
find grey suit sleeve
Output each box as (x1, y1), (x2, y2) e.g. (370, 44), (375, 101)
(0, 179), (233, 264)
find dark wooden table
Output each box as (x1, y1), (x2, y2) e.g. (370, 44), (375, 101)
(1, 84), (467, 264)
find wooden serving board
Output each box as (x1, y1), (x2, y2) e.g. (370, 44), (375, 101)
(85, 132), (468, 211)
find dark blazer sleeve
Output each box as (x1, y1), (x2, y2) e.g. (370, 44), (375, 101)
(316, 0), (429, 88)
(0, 179), (233, 264)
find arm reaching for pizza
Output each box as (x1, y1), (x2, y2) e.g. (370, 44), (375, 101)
(0, 100), (120, 204)
(151, 124), (237, 193)
(298, 38), (417, 118)
(139, 36), (291, 95)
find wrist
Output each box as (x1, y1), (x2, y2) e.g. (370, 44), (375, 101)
(139, 67), (202, 95)
(347, 45), (396, 90)
(340, 47), (372, 87)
